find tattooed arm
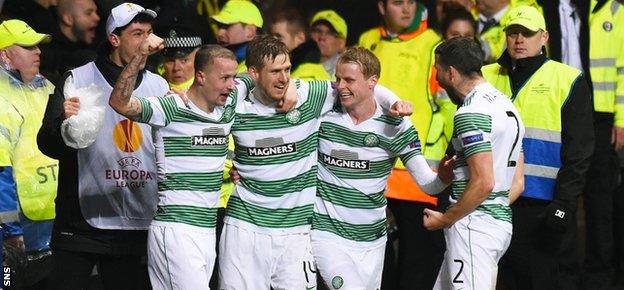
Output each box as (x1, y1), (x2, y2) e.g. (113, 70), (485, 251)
(109, 34), (163, 120)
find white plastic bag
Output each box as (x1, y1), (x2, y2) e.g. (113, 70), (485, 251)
(60, 76), (105, 149)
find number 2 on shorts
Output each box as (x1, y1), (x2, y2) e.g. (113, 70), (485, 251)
(452, 259), (464, 284)
(506, 111), (520, 167)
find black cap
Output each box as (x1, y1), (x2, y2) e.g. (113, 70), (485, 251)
(161, 28), (202, 59)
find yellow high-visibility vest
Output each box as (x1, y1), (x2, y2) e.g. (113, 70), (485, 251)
(589, 0), (624, 127)
(359, 28), (442, 204)
(482, 60), (581, 200)
(0, 71), (57, 220)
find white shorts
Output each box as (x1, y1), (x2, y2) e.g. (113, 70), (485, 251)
(311, 232), (385, 290)
(147, 222), (217, 290)
(434, 212), (511, 290)
(218, 223), (317, 290)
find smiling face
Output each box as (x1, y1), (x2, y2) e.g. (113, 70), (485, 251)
(198, 57), (238, 107)
(249, 53), (291, 101)
(335, 61), (377, 110)
(505, 25), (548, 60)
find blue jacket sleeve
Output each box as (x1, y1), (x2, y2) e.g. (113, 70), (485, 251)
(0, 166), (22, 236)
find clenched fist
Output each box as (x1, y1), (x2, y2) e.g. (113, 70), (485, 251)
(64, 97), (80, 119)
(140, 34), (164, 56)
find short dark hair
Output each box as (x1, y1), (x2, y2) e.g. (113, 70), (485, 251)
(246, 34), (290, 70)
(112, 13), (154, 36)
(272, 8), (307, 35)
(310, 20), (339, 36)
(194, 44), (237, 72)
(435, 37), (484, 77)
(338, 47), (380, 79)
(440, 5), (477, 39)
(379, 0), (415, 6)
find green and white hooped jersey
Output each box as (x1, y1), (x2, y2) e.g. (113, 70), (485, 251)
(226, 79), (336, 233)
(312, 104), (422, 248)
(136, 84), (244, 229)
(450, 82), (524, 226)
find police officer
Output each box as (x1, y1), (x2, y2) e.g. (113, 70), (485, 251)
(159, 27), (202, 90)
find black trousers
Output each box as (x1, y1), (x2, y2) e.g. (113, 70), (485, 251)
(614, 167), (624, 287)
(581, 116), (618, 289)
(500, 198), (572, 290)
(45, 249), (149, 290)
(387, 198), (445, 290)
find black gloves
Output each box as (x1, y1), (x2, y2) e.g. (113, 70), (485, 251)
(541, 200), (571, 232)
(537, 200), (572, 252)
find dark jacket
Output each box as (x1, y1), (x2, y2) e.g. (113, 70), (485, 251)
(40, 28), (98, 86)
(2, 0), (58, 34)
(37, 55), (148, 256)
(497, 51), (594, 209)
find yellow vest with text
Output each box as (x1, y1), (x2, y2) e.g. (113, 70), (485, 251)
(359, 28), (441, 163)
(589, 0), (624, 126)
(482, 60), (582, 200)
(0, 71), (57, 220)
(359, 28), (442, 204)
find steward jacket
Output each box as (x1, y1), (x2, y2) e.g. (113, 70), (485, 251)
(484, 51), (594, 209)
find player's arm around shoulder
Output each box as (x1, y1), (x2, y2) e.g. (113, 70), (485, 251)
(374, 84), (412, 117)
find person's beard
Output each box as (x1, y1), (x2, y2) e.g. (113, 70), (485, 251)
(446, 86), (464, 106)
(72, 25), (90, 44)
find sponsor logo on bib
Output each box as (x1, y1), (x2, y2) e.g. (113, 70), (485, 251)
(106, 156), (153, 189)
(112, 119), (143, 153)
